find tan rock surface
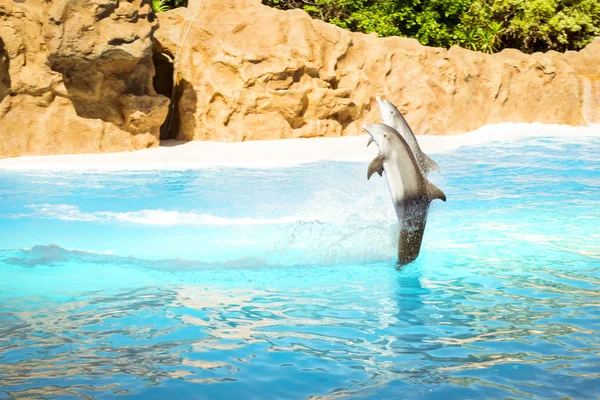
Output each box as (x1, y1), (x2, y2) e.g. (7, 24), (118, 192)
(0, 0), (169, 158)
(155, 0), (600, 142)
(1, 0), (598, 158)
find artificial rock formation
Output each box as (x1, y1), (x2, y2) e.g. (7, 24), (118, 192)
(0, 0), (169, 157)
(1, 0), (598, 157)
(155, 0), (600, 142)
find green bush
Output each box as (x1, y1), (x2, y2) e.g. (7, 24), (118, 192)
(263, 0), (600, 53)
(151, 0), (188, 13)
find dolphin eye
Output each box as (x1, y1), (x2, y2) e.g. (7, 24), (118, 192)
(384, 134), (388, 138)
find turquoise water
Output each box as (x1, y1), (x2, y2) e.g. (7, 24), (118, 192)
(1, 136), (599, 399)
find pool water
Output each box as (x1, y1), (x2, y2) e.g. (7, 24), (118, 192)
(1, 136), (599, 399)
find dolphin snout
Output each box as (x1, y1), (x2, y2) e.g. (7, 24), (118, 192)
(363, 123), (381, 149)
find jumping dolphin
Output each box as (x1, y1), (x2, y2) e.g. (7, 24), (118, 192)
(364, 123), (446, 265)
(372, 97), (440, 176)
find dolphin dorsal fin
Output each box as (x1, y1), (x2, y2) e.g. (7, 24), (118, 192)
(367, 154), (385, 180)
(423, 153), (441, 174)
(426, 180), (446, 202)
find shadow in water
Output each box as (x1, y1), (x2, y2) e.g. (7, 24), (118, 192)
(395, 263), (427, 316)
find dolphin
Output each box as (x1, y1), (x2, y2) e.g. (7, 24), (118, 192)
(364, 123), (446, 265)
(372, 97), (440, 176)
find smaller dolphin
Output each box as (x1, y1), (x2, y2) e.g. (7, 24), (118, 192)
(364, 123), (446, 265)
(373, 97), (440, 176)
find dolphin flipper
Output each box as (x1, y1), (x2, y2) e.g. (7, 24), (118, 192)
(367, 154), (385, 180)
(422, 153), (441, 174)
(425, 180), (446, 202)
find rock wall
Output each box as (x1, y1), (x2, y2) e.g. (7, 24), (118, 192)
(156, 0), (600, 142)
(1, 0), (598, 158)
(0, 0), (169, 158)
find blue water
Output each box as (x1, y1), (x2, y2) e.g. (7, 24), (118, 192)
(1, 136), (599, 399)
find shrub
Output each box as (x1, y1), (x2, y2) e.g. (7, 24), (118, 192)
(263, 0), (600, 53)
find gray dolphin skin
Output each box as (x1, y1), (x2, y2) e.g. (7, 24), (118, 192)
(364, 123), (446, 265)
(375, 97), (440, 176)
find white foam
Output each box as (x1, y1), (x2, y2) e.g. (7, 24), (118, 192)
(15, 182), (396, 229)
(19, 204), (312, 226)
(1, 123), (598, 171)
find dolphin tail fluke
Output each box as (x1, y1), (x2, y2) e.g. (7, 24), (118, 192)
(426, 180), (446, 202)
(423, 153), (441, 173)
(367, 154), (385, 180)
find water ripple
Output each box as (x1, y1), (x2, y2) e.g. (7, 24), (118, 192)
(1, 136), (599, 398)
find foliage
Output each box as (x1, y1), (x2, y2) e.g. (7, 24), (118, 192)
(456, 20), (506, 53)
(263, 0), (600, 53)
(152, 0), (170, 13)
(463, 0), (600, 52)
(151, 0), (188, 13)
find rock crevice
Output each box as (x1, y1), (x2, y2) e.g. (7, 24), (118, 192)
(0, 0), (169, 157)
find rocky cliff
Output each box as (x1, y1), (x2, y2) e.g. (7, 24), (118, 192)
(1, 0), (598, 158)
(0, 0), (169, 157)
(155, 0), (600, 142)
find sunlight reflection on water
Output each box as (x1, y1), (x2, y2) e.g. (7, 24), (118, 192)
(0, 136), (599, 399)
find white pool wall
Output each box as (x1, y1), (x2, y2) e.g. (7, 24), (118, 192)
(1, 123), (599, 170)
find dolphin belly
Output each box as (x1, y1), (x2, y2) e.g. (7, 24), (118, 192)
(382, 162), (408, 220)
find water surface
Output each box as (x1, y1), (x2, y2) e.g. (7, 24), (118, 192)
(1, 136), (599, 399)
